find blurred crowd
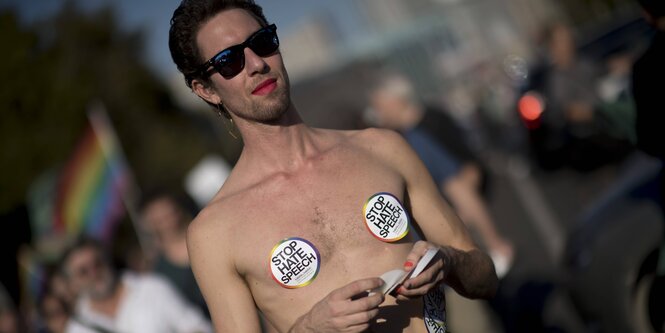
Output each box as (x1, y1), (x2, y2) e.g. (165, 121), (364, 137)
(1, 191), (213, 333)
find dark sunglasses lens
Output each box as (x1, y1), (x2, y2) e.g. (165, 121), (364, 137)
(206, 26), (278, 79)
(213, 47), (244, 78)
(250, 29), (279, 56)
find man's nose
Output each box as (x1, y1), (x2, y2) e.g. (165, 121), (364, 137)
(244, 47), (268, 76)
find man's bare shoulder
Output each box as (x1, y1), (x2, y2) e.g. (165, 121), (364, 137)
(340, 127), (413, 161)
(324, 127), (405, 151)
(187, 193), (241, 249)
(188, 163), (279, 236)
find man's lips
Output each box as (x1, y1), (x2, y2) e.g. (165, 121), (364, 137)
(252, 78), (277, 95)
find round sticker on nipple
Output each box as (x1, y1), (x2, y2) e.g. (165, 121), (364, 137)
(363, 192), (410, 242)
(269, 237), (321, 289)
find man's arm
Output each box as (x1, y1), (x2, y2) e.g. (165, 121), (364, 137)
(373, 129), (498, 299)
(187, 210), (263, 333)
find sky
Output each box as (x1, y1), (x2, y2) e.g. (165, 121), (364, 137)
(1, 0), (363, 78)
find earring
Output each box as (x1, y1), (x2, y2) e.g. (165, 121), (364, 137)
(225, 118), (239, 140)
(217, 103), (239, 140)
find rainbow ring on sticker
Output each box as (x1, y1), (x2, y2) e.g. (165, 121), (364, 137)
(269, 237), (321, 289)
(362, 192), (410, 242)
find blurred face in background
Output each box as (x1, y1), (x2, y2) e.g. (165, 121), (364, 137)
(369, 76), (418, 130)
(64, 246), (116, 300)
(141, 197), (187, 245)
(370, 90), (409, 130)
(40, 294), (68, 333)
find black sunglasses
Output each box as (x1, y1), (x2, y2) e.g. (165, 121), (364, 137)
(196, 24), (279, 80)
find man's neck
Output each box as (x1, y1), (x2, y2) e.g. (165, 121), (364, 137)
(233, 104), (322, 174)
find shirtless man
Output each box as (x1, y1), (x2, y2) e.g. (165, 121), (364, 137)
(168, 1), (498, 332)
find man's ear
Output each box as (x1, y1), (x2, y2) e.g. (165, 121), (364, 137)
(191, 79), (222, 105)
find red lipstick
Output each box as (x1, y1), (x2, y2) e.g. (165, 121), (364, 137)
(252, 78), (277, 95)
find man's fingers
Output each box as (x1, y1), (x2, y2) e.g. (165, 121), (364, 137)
(404, 260), (443, 289)
(329, 291), (383, 318)
(343, 291), (384, 315)
(403, 240), (430, 270)
(398, 273), (443, 300)
(331, 278), (384, 301)
(342, 308), (380, 327)
(396, 262), (445, 298)
(399, 283), (435, 297)
(342, 323), (371, 333)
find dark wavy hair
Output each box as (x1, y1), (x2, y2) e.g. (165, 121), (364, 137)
(169, 0), (269, 88)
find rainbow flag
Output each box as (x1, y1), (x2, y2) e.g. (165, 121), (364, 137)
(52, 110), (129, 241)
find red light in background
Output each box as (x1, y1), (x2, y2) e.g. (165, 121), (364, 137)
(518, 92), (545, 129)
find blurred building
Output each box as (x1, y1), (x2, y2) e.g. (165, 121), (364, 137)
(355, 0), (435, 32)
(350, 0), (561, 94)
(286, 0), (558, 128)
(285, 0), (639, 131)
(279, 12), (341, 83)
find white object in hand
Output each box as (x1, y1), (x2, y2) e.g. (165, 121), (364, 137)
(374, 248), (440, 295)
(377, 269), (407, 295)
(409, 248), (438, 278)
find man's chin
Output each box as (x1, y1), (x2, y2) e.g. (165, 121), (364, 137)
(256, 86), (290, 118)
(243, 100), (290, 124)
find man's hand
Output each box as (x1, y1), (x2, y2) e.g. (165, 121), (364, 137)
(395, 241), (447, 301)
(289, 278), (385, 333)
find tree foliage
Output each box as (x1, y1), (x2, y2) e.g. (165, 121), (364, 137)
(0, 4), (229, 213)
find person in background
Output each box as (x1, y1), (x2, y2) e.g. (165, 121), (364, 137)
(60, 237), (211, 333)
(139, 190), (208, 316)
(541, 22), (598, 132)
(368, 73), (514, 277)
(526, 22), (623, 171)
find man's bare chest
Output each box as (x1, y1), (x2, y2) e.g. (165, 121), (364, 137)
(227, 158), (415, 293)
